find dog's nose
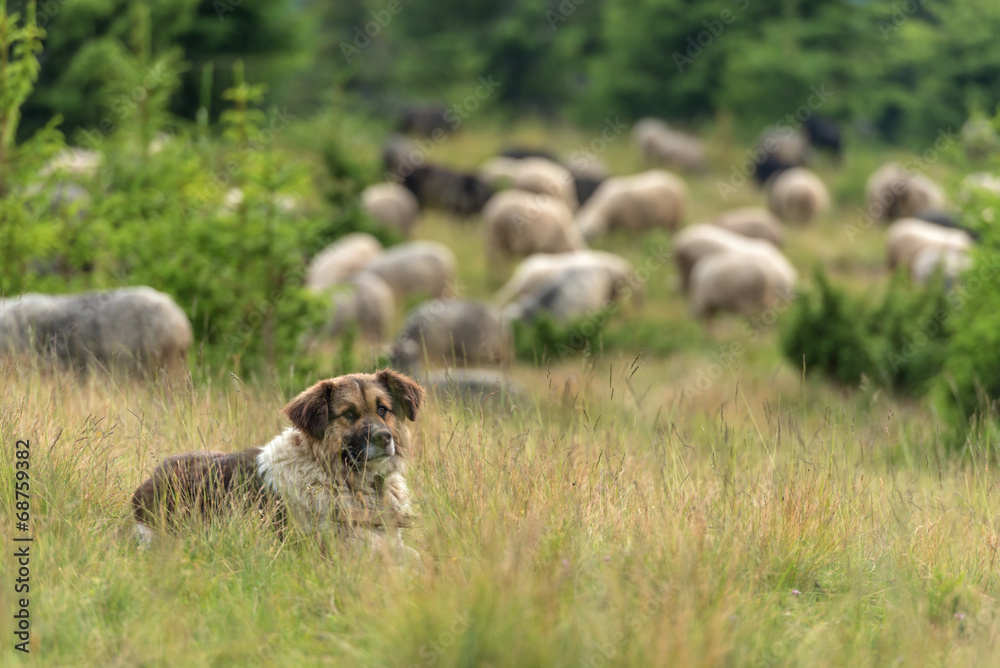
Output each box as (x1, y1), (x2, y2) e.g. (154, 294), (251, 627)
(369, 429), (394, 457)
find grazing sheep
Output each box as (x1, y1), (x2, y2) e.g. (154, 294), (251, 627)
(483, 191), (586, 261)
(768, 167), (830, 225)
(885, 218), (973, 272)
(0, 287), (192, 375)
(673, 224), (797, 293)
(322, 272), (396, 340)
(389, 299), (510, 370)
(361, 183), (420, 237)
(361, 241), (458, 300)
(803, 115), (843, 156)
(502, 265), (636, 325)
(305, 233), (384, 292)
(564, 154), (608, 206)
(577, 170), (688, 239)
(511, 158), (578, 210)
(866, 163), (946, 222)
(633, 118), (707, 173)
(402, 164), (494, 217)
(910, 245), (972, 286)
(752, 127), (811, 185)
(689, 251), (791, 319)
(712, 207), (785, 247)
(493, 251), (635, 306)
(383, 134), (420, 180)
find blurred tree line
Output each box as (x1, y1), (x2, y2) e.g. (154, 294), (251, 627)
(13, 0), (1000, 146)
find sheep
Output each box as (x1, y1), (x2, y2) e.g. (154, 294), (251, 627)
(632, 118), (707, 173)
(673, 224), (797, 293)
(322, 272), (396, 340)
(305, 233), (384, 292)
(510, 157), (578, 210)
(910, 246), (972, 286)
(483, 190), (586, 261)
(752, 127), (811, 185)
(389, 299), (511, 370)
(402, 164), (494, 217)
(361, 183), (420, 237)
(885, 218), (973, 272)
(689, 251), (792, 319)
(361, 241), (458, 300)
(493, 251), (635, 306)
(866, 163), (946, 222)
(500, 253), (640, 324)
(383, 134), (420, 180)
(768, 167), (830, 225)
(0, 287), (192, 375)
(577, 170), (688, 240)
(803, 115), (843, 156)
(712, 207), (785, 247)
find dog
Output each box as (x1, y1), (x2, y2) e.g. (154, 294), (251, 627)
(131, 369), (425, 555)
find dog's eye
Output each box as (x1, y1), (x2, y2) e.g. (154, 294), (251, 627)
(377, 405), (388, 418)
(342, 410), (358, 421)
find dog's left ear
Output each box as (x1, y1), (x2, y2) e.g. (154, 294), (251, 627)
(376, 369), (424, 422)
(282, 380), (334, 439)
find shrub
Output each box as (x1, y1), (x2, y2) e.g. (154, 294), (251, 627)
(936, 189), (1000, 446)
(781, 271), (877, 387)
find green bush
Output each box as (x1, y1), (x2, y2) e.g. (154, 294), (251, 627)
(935, 193), (1000, 446)
(782, 269), (955, 394)
(782, 271), (876, 388)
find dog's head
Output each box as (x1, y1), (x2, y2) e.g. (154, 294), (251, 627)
(281, 369), (424, 475)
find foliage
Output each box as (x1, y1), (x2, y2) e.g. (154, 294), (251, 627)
(14, 0), (306, 138)
(936, 181), (1000, 446)
(0, 0), (74, 295)
(782, 269), (955, 394)
(511, 311), (606, 365)
(782, 271), (877, 388)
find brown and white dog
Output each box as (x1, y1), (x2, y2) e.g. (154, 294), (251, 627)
(131, 369), (424, 555)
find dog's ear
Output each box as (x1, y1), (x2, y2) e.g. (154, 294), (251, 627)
(282, 380), (334, 439)
(376, 368), (424, 422)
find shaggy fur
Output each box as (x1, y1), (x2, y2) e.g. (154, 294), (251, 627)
(131, 370), (425, 554)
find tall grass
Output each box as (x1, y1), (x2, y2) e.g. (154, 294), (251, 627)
(1, 352), (998, 667)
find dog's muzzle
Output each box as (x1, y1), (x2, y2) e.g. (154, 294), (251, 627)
(344, 427), (395, 468)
